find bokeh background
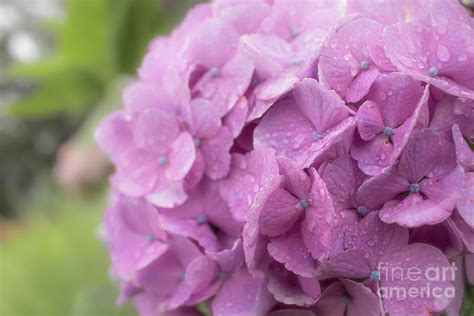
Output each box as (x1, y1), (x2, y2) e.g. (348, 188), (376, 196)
(0, 1), (201, 315)
(1, 1), (474, 316)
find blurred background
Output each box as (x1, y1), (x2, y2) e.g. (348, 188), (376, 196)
(0, 1), (200, 315)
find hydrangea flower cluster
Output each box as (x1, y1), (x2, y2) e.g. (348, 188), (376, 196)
(95, 1), (474, 315)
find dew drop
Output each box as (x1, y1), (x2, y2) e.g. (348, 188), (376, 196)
(436, 44), (450, 62)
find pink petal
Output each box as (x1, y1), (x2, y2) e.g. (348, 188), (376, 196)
(134, 109), (179, 155)
(201, 126), (233, 179)
(249, 74), (299, 121)
(456, 172), (474, 228)
(420, 166), (464, 213)
(184, 19), (239, 69)
(169, 132), (196, 180)
(366, 73), (424, 128)
(259, 188), (301, 237)
(254, 98), (314, 167)
(452, 124), (474, 171)
(345, 212), (409, 268)
(380, 194), (452, 227)
(211, 268), (275, 316)
(356, 167), (409, 209)
(302, 169), (335, 260)
(384, 20), (474, 99)
(278, 157), (312, 200)
(220, 146), (281, 222)
(267, 268), (320, 306)
(293, 78), (350, 132)
(381, 244), (454, 316)
(267, 225), (317, 278)
(224, 97), (248, 138)
(356, 101), (384, 141)
(397, 128), (442, 183)
(342, 279), (381, 316)
(321, 154), (366, 210)
(319, 18), (378, 102)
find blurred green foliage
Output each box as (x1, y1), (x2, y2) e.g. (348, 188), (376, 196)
(9, 0), (162, 118)
(0, 183), (136, 316)
(1, 0), (199, 217)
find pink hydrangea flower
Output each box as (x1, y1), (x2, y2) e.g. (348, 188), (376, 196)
(97, 0), (474, 315)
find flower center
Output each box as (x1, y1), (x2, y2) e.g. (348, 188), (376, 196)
(210, 67), (220, 77)
(197, 213), (208, 225)
(360, 60), (369, 70)
(383, 126), (394, 137)
(409, 183), (420, 193)
(158, 156), (168, 166)
(219, 271), (229, 281)
(145, 233), (155, 243)
(428, 66), (439, 77)
(357, 206), (368, 217)
(342, 294), (351, 304)
(312, 130), (323, 139)
(291, 28), (301, 38)
(193, 138), (202, 147)
(299, 199), (310, 209)
(370, 270), (381, 281)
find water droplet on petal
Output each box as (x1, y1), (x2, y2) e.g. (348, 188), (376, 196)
(436, 44), (450, 62)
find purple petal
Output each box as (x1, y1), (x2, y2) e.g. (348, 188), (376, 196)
(259, 188), (301, 237)
(420, 166), (464, 214)
(379, 194), (452, 227)
(397, 128), (442, 183)
(267, 267), (320, 306)
(342, 279), (381, 316)
(456, 172), (474, 228)
(293, 78), (349, 132)
(356, 101), (384, 141)
(211, 268), (275, 316)
(452, 124), (474, 171)
(366, 73), (424, 128)
(356, 167), (409, 209)
(302, 169), (335, 260)
(220, 146), (280, 222)
(381, 244), (454, 315)
(319, 18), (379, 102)
(267, 225), (316, 278)
(384, 20), (474, 99)
(321, 154), (367, 210)
(201, 127), (233, 179)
